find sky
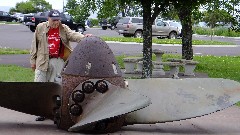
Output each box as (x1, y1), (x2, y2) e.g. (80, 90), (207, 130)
(1, 0), (67, 11)
(1, 0), (97, 18)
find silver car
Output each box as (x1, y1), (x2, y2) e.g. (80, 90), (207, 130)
(116, 17), (143, 37)
(116, 17), (182, 39)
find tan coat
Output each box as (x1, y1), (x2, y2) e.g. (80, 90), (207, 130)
(30, 21), (85, 71)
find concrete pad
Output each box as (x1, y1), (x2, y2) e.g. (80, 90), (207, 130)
(0, 106), (239, 134)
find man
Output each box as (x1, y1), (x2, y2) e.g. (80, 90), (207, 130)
(30, 9), (92, 121)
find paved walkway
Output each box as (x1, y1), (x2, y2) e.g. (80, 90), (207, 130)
(0, 106), (239, 135)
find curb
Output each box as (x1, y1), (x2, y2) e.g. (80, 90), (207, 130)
(105, 41), (238, 47)
(193, 34), (240, 39)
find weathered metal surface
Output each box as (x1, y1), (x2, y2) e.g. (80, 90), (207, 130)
(62, 36), (122, 77)
(68, 79), (151, 132)
(124, 78), (240, 124)
(58, 37), (126, 131)
(0, 82), (61, 119)
(58, 76), (126, 130)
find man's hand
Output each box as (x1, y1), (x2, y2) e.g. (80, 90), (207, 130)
(84, 34), (93, 37)
(31, 64), (36, 71)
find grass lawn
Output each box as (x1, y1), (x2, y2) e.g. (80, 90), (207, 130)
(0, 21), (21, 24)
(101, 37), (235, 45)
(0, 48), (29, 55)
(0, 65), (34, 82)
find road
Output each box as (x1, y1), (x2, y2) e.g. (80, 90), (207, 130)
(0, 24), (240, 56)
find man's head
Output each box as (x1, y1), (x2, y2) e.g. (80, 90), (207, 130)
(48, 10), (61, 28)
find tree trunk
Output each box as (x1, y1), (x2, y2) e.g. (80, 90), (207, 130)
(141, 0), (152, 78)
(178, 8), (193, 60)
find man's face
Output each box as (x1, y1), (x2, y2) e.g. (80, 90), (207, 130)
(48, 17), (60, 28)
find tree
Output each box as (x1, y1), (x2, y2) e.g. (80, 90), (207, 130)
(11, 0), (52, 14)
(29, 0), (52, 12)
(68, 0), (214, 78)
(15, 1), (35, 14)
(93, 0), (143, 20)
(171, 0), (211, 60)
(65, 0), (95, 23)
(202, 0), (239, 31)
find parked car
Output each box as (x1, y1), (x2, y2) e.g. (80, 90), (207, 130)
(100, 18), (109, 30)
(115, 17), (143, 37)
(100, 16), (122, 30)
(194, 21), (208, 28)
(0, 11), (18, 22)
(155, 20), (182, 39)
(108, 16), (122, 30)
(116, 17), (182, 39)
(25, 11), (85, 33)
(23, 13), (35, 24)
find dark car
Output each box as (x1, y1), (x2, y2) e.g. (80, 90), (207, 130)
(0, 11), (18, 22)
(100, 17), (121, 30)
(25, 11), (85, 33)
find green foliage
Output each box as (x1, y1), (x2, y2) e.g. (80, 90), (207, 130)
(193, 27), (240, 37)
(89, 18), (99, 26)
(9, 0), (52, 13)
(65, 0), (92, 23)
(203, 9), (236, 28)
(201, 0), (239, 29)
(15, 1), (35, 14)
(29, 0), (52, 12)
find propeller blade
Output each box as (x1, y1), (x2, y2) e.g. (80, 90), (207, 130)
(0, 82), (61, 119)
(68, 84), (151, 132)
(125, 78), (240, 124)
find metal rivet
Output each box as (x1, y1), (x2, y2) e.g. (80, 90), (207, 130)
(82, 81), (95, 94)
(95, 80), (108, 93)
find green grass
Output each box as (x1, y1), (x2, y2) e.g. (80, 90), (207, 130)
(1, 55), (240, 106)
(4, 55), (240, 82)
(0, 48), (29, 55)
(117, 54), (240, 82)
(0, 21), (20, 24)
(101, 37), (234, 45)
(0, 65), (34, 82)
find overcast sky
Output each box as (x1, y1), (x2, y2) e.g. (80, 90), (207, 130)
(1, 0), (66, 10)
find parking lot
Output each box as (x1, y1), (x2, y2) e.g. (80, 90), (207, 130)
(0, 23), (240, 135)
(0, 24), (240, 56)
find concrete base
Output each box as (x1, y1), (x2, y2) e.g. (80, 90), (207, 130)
(184, 64), (197, 76)
(124, 62), (136, 74)
(152, 69), (166, 77)
(135, 61), (143, 73)
(169, 66), (179, 79)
